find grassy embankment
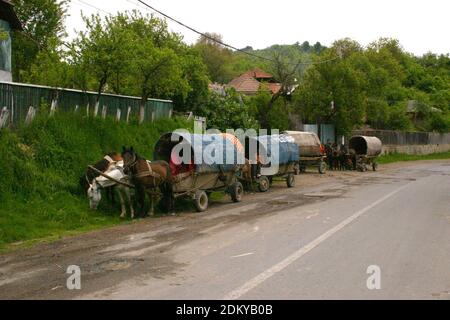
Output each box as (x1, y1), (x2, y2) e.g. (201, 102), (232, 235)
(377, 151), (450, 164)
(0, 112), (192, 252)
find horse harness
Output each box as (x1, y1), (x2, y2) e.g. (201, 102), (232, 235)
(85, 155), (117, 186)
(135, 161), (161, 180)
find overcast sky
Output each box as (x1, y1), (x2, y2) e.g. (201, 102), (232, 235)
(65, 0), (450, 56)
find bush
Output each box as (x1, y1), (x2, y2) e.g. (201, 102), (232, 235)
(426, 112), (450, 133)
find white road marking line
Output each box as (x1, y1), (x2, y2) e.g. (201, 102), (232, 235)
(223, 183), (411, 300)
(231, 252), (254, 259)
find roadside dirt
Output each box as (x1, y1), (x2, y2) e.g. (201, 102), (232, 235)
(0, 159), (447, 299)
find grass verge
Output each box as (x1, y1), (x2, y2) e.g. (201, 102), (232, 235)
(377, 151), (450, 164)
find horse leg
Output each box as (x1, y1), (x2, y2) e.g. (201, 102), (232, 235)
(117, 187), (126, 219)
(126, 188), (135, 219)
(147, 191), (155, 216)
(136, 184), (146, 217)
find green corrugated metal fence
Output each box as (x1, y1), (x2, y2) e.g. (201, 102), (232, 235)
(0, 81), (173, 126)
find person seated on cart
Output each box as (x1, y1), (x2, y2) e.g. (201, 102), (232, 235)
(169, 151), (194, 179)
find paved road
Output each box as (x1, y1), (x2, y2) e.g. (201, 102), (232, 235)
(1, 161), (450, 299)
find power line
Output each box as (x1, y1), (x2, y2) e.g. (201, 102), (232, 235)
(133, 0), (338, 66)
(75, 0), (112, 15)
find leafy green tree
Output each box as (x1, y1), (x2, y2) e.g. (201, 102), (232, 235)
(71, 13), (133, 101)
(294, 43), (366, 135)
(194, 33), (235, 83)
(12, 0), (69, 82)
(200, 90), (259, 131)
(387, 104), (412, 131)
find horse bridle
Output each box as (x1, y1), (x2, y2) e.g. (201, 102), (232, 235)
(123, 152), (138, 175)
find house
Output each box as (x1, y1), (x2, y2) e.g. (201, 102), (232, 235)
(227, 68), (282, 95)
(0, 0), (23, 82)
(406, 100), (442, 115)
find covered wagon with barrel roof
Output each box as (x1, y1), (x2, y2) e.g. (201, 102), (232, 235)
(348, 135), (383, 172)
(245, 134), (299, 192)
(153, 132), (245, 212)
(282, 131), (327, 174)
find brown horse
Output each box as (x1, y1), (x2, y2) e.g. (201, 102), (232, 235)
(240, 159), (257, 192)
(121, 147), (173, 217)
(79, 152), (123, 200)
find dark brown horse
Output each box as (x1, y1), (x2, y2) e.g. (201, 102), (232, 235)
(121, 147), (173, 216)
(79, 152), (123, 200)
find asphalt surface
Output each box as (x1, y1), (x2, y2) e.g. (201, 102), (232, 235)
(1, 160), (450, 300)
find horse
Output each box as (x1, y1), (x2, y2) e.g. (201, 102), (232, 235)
(121, 147), (174, 217)
(87, 161), (135, 219)
(79, 152), (123, 202)
(332, 149), (341, 171)
(239, 159), (254, 191)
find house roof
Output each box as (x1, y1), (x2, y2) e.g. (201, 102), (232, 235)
(242, 68), (274, 79)
(0, 0), (23, 31)
(406, 100), (442, 113)
(228, 75), (261, 94)
(228, 68), (282, 95)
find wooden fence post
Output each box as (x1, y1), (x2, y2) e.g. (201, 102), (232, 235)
(0, 107), (10, 129)
(25, 106), (36, 125)
(102, 105), (107, 119)
(126, 106), (131, 124)
(50, 99), (58, 116)
(94, 101), (99, 117)
(74, 105), (79, 113)
(86, 103), (90, 117)
(116, 108), (122, 122)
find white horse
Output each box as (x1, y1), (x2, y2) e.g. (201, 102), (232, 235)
(87, 161), (135, 219)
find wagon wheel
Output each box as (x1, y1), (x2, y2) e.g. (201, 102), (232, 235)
(372, 162), (378, 171)
(230, 182), (244, 203)
(318, 160), (327, 174)
(194, 190), (209, 212)
(258, 176), (270, 192)
(286, 173), (295, 188)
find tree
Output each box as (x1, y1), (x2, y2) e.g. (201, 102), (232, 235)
(200, 89), (259, 131)
(119, 12), (188, 121)
(12, 0), (69, 82)
(71, 13), (133, 102)
(194, 33), (235, 83)
(293, 42), (367, 135)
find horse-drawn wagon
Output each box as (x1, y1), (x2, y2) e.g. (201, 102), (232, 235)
(348, 135), (382, 172)
(283, 131), (327, 174)
(245, 134), (299, 192)
(153, 133), (245, 212)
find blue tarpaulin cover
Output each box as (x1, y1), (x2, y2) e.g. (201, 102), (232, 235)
(159, 133), (245, 174)
(254, 134), (300, 165)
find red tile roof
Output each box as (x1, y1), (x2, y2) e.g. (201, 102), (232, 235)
(228, 75), (261, 94)
(228, 68), (282, 95)
(242, 68), (274, 79)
